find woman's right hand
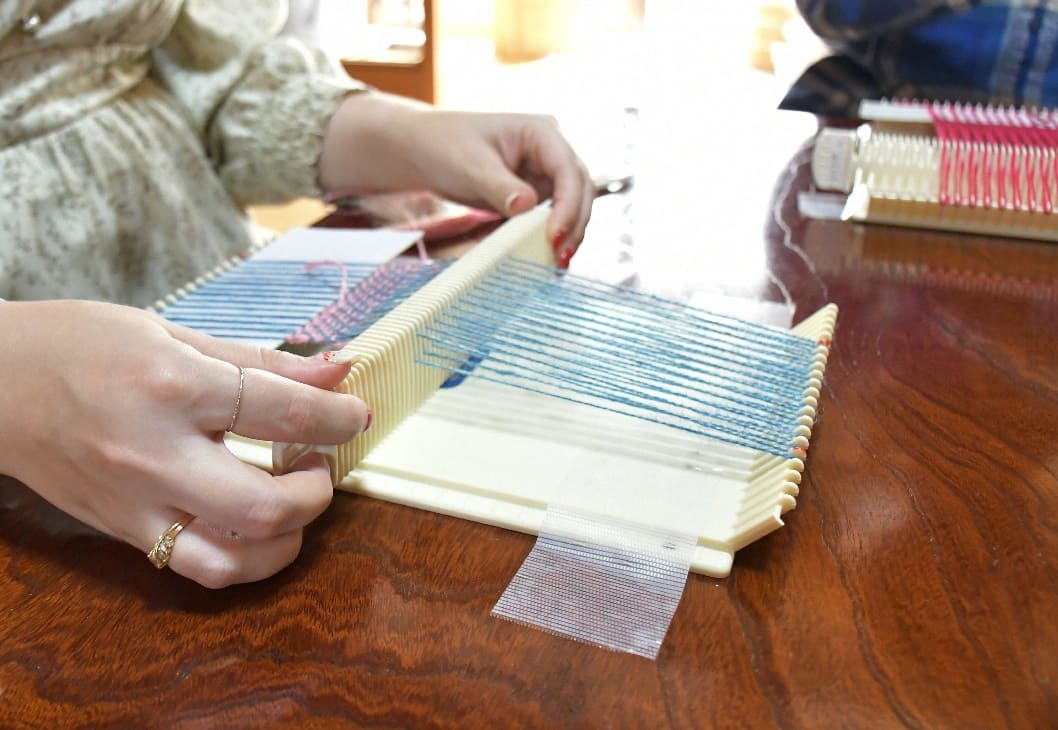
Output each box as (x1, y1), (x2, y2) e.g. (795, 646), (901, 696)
(0, 300), (370, 588)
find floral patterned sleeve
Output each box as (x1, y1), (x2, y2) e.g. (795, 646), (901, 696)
(150, 1), (366, 204)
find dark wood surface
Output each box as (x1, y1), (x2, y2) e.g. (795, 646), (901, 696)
(3, 145), (1058, 729)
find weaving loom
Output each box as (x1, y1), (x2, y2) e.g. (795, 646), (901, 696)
(812, 99), (1058, 242)
(180, 206), (836, 578)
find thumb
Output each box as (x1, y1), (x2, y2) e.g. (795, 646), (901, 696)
(498, 181), (541, 218)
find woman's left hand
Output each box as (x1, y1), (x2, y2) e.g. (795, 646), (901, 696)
(318, 92), (595, 264)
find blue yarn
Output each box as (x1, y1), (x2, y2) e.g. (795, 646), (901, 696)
(416, 258), (816, 456)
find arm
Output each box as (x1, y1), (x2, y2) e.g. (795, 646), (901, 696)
(151, 1), (593, 253)
(151, 1), (364, 204)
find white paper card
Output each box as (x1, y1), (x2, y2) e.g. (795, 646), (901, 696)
(253, 227), (424, 264)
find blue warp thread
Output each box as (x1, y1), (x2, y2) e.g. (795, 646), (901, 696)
(417, 259), (817, 456)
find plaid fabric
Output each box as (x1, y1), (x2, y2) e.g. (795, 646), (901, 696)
(780, 0), (1058, 117)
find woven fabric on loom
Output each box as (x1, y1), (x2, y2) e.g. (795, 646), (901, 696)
(287, 259), (453, 344)
(812, 99), (1058, 242)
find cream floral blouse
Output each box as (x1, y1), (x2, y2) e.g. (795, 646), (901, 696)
(0, 1), (362, 306)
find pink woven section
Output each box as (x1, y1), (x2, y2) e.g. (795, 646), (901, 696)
(285, 259), (444, 345)
(925, 101), (1058, 212)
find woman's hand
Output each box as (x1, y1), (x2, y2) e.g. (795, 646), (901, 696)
(317, 92), (595, 265)
(0, 300), (370, 588)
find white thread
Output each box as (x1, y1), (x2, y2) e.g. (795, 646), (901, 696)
(491, 505), (695, 659)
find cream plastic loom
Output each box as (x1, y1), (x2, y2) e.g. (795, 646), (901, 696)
(228, 205), (837, 577)
(812, 100), (1058, 242)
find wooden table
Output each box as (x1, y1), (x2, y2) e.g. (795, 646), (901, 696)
(3, 144), (1057, 729)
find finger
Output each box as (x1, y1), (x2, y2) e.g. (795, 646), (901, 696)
(177, 526), (304, 589)
(231, 366), (369, 443)
(171, 447), (335, 541)
(161, 315), (358, 390)
(572, 168), (596, 247)
(478, 163), (539, 219)
(517, 170), (555, 206)
(142, 511), (305, 589)
(512, 121), (592, 250)
(196, 360), (369, 443)
(547, 159), (594, 257)
(550, 168), (594, 269)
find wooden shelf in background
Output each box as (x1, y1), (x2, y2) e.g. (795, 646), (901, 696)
(341, 0), (437, 104)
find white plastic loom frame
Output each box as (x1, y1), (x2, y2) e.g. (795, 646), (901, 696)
(811, 100), (1058, 243)
(227, 205), (837, 577)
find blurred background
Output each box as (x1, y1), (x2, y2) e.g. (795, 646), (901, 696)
(254, 0), (829, 303)
(254, 0), (825, 222)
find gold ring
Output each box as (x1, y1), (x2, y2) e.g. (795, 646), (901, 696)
(147, 515), (195, 570)
(228, 366), (245, 432)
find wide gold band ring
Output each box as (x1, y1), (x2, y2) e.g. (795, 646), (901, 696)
(147, 515), (195, 570)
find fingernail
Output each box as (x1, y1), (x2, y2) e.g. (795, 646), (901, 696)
(550, 228), (567, 248)
(504, 191), (521, 215)
(364, 409), (373, 432)
(315, 349), (358, 365)
(558, 247), (574, 269)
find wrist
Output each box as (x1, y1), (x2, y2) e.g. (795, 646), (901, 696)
(317, 92), (432, 195)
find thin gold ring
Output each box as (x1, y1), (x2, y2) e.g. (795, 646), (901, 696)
(228, 366), (245, 432)
(147, 515), (195, 570)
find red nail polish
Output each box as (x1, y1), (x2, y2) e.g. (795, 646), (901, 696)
(551, 228), (567, 248)
(364, 409), (373, 432)
(558, 247), (573, 269)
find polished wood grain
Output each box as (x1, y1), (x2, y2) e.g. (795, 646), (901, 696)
(3, 146), (1057, 729)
